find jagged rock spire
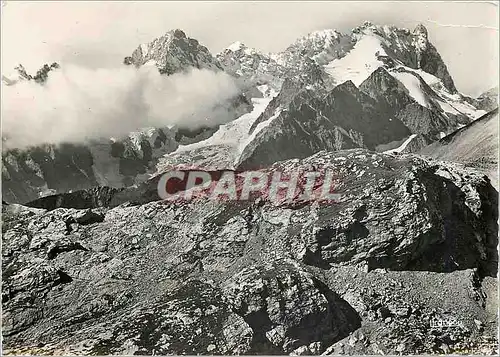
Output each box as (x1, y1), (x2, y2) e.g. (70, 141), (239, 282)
(124, 29), (222, 75)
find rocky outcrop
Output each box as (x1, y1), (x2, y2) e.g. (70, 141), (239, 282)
(2, 149), (497, 354)
(222, 260), (361, 353)
(359, 67), (414, 113)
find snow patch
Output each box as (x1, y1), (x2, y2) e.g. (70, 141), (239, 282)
(391, 71), (430, 108)
(239, 109), (282, 154)
(324, 35), (386, 86)
(170, 85), (278, 156)
(140, 44), (149, 58)
(227, 41), (245, 52)
(384, 134), (417, 154)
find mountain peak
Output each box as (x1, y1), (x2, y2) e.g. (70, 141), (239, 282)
(413, 23), (428, 37)
(332, 79), (359, 94)
(221, 41), (260, 57)
(345, 21), (456, 93)
(171, 29), (187, 39)
(300, 29), (344, 41)
(362, 66), (398, 86)
(226, 41), (247, 52)
(279, 28), (353, 69)
(2, 62), (60, 85)
(124, 29), (221, 75)
(287, 28), (347, 50)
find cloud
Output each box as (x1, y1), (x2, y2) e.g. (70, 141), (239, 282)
(1, 65), (241, 149)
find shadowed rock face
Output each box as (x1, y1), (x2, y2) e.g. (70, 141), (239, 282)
(2, 149), (497, 354)
(237, 79), (412, 170)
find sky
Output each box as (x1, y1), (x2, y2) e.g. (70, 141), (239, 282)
(1, 1), (498, 96)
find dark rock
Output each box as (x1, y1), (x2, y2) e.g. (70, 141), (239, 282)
(222, 260), (360, 353)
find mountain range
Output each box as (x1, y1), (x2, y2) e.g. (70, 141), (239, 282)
(2, 20), (498, 355)
(2, 22), (496, 203)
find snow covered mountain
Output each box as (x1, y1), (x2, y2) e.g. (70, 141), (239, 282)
(176, 22), (485, 171)
(2, 36), (251, 203)
(124, 29), (222, 74)
(2, 22), (490, 203)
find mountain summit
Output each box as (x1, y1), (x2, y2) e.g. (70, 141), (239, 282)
(124, 29), (222, 74)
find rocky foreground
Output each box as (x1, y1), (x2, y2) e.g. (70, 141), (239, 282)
(2, 149), (498, 355)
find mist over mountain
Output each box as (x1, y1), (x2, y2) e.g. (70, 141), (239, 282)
(2, 63), (240, 150)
